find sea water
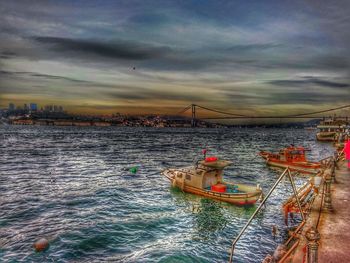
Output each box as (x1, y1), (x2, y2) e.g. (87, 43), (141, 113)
(0, 126), (334, 262)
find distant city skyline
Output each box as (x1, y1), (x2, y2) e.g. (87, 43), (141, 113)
(0, 1), (349, 117)
(5, 102), (63, 113)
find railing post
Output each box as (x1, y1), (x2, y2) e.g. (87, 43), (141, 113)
(331, 158), (336, 183)
(323, 173), (333, 212)
(306, 227), (320, 263)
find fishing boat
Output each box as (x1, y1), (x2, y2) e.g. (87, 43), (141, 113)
(161, 157), (262, 206)
(316, 118), (348, 141)
(259, 146), (321, 174)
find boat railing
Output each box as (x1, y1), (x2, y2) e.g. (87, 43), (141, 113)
(336, 148), (345, 161)
(283, 181), (313, 208)
(319, 156), (334, 168)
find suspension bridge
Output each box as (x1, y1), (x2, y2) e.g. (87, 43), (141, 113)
(177, 104), (350, 127)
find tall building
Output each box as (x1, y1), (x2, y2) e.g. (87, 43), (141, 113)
(30, 103), (38, 111)
(8, 103), (15, 111)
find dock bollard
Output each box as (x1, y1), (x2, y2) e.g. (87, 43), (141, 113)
(323, 174), (333, 212)
(306, 227), (320, 263)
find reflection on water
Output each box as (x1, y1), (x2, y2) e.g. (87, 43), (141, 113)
(192, 199), (228, 240)
(0, 126), (333, 262)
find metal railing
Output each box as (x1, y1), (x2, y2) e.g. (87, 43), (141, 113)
(228, 167), (305, 263)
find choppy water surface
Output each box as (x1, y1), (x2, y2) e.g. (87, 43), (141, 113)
(0, 126), (333, 262)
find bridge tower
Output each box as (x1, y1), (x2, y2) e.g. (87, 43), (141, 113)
(191, 104), (196, 127)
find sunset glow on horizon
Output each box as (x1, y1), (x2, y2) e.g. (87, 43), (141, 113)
(1, 1), (349, 117)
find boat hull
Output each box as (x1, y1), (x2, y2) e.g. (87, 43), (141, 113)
(259, 151), (320, 174)
(183, 185), (260, 205)
(316, 132), (335, 142)
(161, 163), (262, 206)
(168, 179), (261, 205)
(265, 160), (319, 174)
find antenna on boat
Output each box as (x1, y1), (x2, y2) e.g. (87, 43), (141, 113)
(202, 148), (207, 160)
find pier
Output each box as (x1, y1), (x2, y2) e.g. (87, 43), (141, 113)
(289, 159), (350, 263)
(229, 146), (350, 262)
(262, 154), (350, 263)
(318, 161), (350, 262)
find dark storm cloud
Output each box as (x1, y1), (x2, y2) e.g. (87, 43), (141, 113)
(223, 88), (349, 105)
(268, 91), (349, 104)
(0, 51), (17, 59)
(26, 35), (265, 71)
(104, 89), (203, 102)
(226, 43), (283, 52)
(269, 77), (349, 89)
(1, 0), (350, 113)
(32, 36), (171, 61)
(0, 70), (90, 84)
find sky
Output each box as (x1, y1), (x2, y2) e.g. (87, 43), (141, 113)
(0, 0), (349, 116)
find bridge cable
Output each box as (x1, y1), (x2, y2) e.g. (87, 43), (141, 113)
(281, 104), (350, 117)
(177, 105), (192, 114)
(195, 104), (250, 117)
(177, 103), (350, 119)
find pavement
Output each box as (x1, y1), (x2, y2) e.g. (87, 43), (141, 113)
(318, 161), (350, 263)
(288, 161), (350, 263)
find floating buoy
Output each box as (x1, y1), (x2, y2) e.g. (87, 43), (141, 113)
(34, 238), (49, 252)
(129, 166), (139, 174)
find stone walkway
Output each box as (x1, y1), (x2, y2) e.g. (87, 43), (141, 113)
(318, 161), (350, 263)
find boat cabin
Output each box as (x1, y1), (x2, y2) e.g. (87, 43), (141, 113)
(173, 158), (232, 190)
(277, 147), (307, 162)
(317, 118), (348, 133)
(317, 125), (346, 133)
